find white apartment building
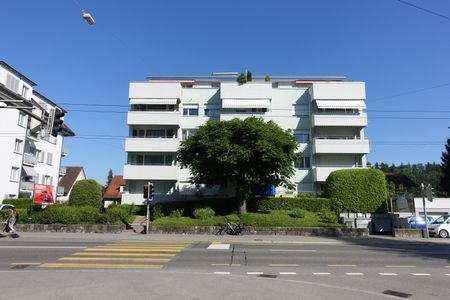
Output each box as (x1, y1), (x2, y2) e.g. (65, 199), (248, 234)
(122, 74), (369, 204)
(0, 61), (74, 200)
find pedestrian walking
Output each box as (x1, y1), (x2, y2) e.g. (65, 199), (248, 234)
(5, 208), (17, 233)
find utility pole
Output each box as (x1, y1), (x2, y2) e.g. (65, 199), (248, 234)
(421, 183), (429, 239)
(146, 181), (150, 234)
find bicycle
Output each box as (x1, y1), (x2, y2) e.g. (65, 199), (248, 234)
(216, 218), (245, 235)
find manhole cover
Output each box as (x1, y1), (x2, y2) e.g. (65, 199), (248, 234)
(258, 274), (277, 279)
(382, 290), (412, 298)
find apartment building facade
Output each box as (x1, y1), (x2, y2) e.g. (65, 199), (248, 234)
(0, 61), (74, 200)
(122, 74), (369, 204)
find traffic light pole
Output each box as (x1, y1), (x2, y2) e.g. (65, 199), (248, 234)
(421, 183), (429, 239)
(146, 181), (150, 235)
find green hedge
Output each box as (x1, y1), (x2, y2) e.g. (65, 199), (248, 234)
(69, 179), (103, 208)
(152, 197), (239, 217)
(251, 197), (332, 212)
(240, 210), (340, 227)
(323, 169), (387, 213)
(2, 198), (32, 209)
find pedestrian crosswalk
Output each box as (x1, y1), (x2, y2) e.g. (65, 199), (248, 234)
(38, 240), (190, 270)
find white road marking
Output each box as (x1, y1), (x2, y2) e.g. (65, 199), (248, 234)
(279, 272), (297, 275)
(207, 244), (230, 250)
(213, 272), (230, 275)
(379, 273), (398, 276)
(411, 273), (431, 276)
(0, 246), (87, 249)
(247, 272), (264, 275)
(445, 274), (450, 276)
(270, 249), (317, 253)
(313, 272), (331, 275)
(346, 273), (364, 276)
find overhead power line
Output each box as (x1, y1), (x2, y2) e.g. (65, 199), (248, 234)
(396, 0), (450, 22)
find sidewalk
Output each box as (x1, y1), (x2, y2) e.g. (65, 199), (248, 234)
(5, 230), (450, 244)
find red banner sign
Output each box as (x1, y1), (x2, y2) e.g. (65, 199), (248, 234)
(33, 184), (55, 204)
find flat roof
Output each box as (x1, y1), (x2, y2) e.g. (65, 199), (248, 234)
(145, 74), (346, 82)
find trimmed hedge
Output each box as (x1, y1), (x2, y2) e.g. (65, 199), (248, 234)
(251, 197), (332, 212)
(69, 179), (103, 208)
(152, 198), (239, 217)
(323, 169), (387, 213)
(2, 198), (32, 209)
(240, 210), (341, 227)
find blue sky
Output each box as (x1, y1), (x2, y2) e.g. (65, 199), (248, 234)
(1, 0), (449, 185)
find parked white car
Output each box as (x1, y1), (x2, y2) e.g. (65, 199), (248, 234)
(428, 215), (450, 238)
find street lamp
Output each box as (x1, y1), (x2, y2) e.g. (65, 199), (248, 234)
(82, 10), (95, 25)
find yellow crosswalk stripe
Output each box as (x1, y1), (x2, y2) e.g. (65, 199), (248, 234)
(58, 257), (171, 263)
(39, 263), (163, 269)
(119, 240), (190, 244)
(95, 245), (185, 249)
(72, 252), (176, 257)
(84, 248), (181, 252)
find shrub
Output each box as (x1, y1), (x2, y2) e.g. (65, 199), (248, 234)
(2, 198), (32, 209)
(323, 169), (387, 213)
(32, 205), (99, 224)
(69, 179), (103, 208)
(152, 203), (164, 219)
(254, 197), (332, 212)
(153, 198), (239, 217)
(169, 209), (184, 218)
(318, 210), (338, 223)
(288, 208), (305, 219)
(193, 206), (215, 220)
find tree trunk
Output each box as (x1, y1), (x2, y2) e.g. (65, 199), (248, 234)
(236, 184), (249, 215)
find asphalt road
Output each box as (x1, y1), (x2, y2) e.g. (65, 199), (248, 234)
(0, 232), (449, 299)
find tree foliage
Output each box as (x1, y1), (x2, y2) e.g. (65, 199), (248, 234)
(371, 161), (445, 196)
(69, 179), (103, 208)
(441, 139), (450, 196)
(177, 117), (301, 213)
(323, 169), (387, 213)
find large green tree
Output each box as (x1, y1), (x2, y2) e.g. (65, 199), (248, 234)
(69, 179), (103, 208)
(177, 117), (301, 214)
(441, 139), (450, 196)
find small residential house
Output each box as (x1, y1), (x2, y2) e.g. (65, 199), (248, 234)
(57, 166), (86, 202)
(103, 175), (125, 206)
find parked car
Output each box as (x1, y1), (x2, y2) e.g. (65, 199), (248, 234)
(408, 216), (435, 229)
(428, 215), (450, 238)
(0, 204), (14, 211)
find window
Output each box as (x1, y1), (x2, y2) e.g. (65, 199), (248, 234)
(43, 175), (52, 185)
(136, 155), (144, 165)
(10, 167), (19, 182)
(36, 150), (44, 163)
(6, 73), (19, 93)
(14, 139), (23, 153)
(146, 129), (165, 138)
(46, 153), (53, 165)
(294, 132), (309, 143)
(204, 108), (220, 118)
(183, 105), (199, 116)
(144, 155), (165, 165)
(21, 85), (29, 98)
(17, 112), (27, 127)
(295, 156), (311, 169)
(182, 129), (197, 140)
(132, 129), (145, 137)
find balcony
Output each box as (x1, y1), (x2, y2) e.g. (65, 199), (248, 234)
(20, 181), (34, 191)
(125, 138), (180, 152)
(123, 165), (178, 180)
(312, 112), (367, 127)
(61, 147), (68, 157)
(314, 166), (364, 182)
(127, 111), (180, 125)
(313, 137), (369, 154)
(59, 166), (67, 176)
(26, 129), (40, 142)
(23, 153), (37, 166)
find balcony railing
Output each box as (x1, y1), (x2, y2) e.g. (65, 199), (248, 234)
(312, 112), (367, 127)
(125, 137), (180, 152)
(23, 153), (38, 165)
(20, 181), (34, 191)
(313, 138), (369, 154)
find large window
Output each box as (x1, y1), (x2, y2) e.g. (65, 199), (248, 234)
(131, 154), (174, 166)
(294, 132), (309, 143)
(14, 139), (23, 153)
(132, 128), (175, 138)
(183, 105), (199, 116)
(131, 104), (176, 111)
(182, 129), (197, 140)
(295, 156), (311, 169)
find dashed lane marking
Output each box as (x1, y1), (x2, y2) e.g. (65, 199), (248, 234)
(247, 272), (264, 275)
(411, 273), (431, 276)
(207, 244), (230, 250)
(38, 263), (163, 269)
(379, 273), (398, 276)
(58, 257), (171, 263)
(346, 273), (364, 276)
(279, 272), (297, 275)
(213, 272), (230, 275)
(313, 272), (331, 275)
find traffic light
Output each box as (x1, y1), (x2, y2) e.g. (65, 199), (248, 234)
(51, 110), (65, 137)
(143, 185), (149, 199)
(426, 184), (435, 202)
(149, 183), (154, 200)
